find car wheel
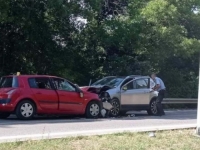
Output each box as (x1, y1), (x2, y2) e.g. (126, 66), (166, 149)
(0, 113), (10, 119)
(86, 101), (100, 118)
(147, 99), (158, 115)
(110, 98), (120, 117)
(16, 100), (36, 120)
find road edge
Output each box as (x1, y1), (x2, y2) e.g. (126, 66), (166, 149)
(0, 124), (196, 143)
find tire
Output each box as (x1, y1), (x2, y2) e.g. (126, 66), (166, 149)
(86, 101), (100, 118)
(15, 100), (36, 120)
(0, 113), (10, 119)
(110, 98), (120, 117)
(147, 98), (158, 115)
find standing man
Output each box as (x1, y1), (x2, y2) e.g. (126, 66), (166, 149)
(151, 73), (166, 116)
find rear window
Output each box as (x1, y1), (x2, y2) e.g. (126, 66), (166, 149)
(0, 77), (19, 88)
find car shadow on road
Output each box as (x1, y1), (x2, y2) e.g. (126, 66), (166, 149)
(0, 114), (109, 127)
(0, 110), (197, 128)
(101, 109), (197, 121)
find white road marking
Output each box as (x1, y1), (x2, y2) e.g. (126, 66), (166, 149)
(0, 123), (196, 143)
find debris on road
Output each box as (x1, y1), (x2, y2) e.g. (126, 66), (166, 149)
(101, 109), (106, 117)
(128, 114), (135, 117)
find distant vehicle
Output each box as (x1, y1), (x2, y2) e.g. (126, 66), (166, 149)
(0, 75), (102, 120)
(80, 75), (158, 117)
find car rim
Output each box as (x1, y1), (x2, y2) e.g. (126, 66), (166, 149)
(151, 101), (157, 114)
(20, 103), (34, 117)
(89, 104), (99, 116)
(111, 100), (120, 116)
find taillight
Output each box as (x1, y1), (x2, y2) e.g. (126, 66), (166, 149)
(0, 89), (16, 99)
(0, 93), (8, 99)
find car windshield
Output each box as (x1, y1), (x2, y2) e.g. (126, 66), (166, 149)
(0, 77), (19, 88)
(92, 77), (125, 88)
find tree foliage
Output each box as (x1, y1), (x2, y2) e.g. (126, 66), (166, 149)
(0, 0), (199, 97)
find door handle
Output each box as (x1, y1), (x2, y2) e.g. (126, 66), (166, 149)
(36, 92), (42, 94)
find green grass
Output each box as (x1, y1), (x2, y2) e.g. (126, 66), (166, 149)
(0, 129), (200, 150)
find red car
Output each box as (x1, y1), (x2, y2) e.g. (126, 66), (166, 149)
(0, 75), (102, 120)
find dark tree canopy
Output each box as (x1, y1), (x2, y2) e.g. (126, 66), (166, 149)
(0, 0), (199, 97)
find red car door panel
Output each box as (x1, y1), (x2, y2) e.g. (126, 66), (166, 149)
(52, 78), (84, 113)
(56, 91), (83, 113)
(28, 77), (58, 111)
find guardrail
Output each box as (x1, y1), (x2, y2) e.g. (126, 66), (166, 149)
(163, 98), (198, 104)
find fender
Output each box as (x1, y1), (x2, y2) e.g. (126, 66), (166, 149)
(14, 95), (43, 112)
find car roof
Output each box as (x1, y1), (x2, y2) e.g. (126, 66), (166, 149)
(126, 75), (142, 78)
(103, 75), (141, 78)
(103, 75), (149, 79)
(132, 75), (150, 78)
(3, 75), (62, 78)
(104, 75), (141, 78)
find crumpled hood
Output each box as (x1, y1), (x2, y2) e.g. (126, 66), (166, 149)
(80, 86), (101, 91)
(79, 86), (111, 95)
(79, 86), (90, 91)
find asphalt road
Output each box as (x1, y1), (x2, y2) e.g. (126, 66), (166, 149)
(0, 109), (197, 143)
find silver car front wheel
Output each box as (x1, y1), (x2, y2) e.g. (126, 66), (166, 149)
(147, 99), (158, 115)
(110, 99), (120, 117)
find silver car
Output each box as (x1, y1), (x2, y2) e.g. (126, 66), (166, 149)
(81, 75), (158, 117)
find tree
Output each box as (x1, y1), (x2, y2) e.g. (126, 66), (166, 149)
(0, 0), (199, 89)
(0, 0), (83, 78)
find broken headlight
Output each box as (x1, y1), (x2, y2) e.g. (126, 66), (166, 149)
(99, 91), (111, 102)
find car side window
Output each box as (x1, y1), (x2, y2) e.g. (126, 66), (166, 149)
(28, 78), (52, 90)
(122, 80), (134, 90)
(53, 78), (76, 92)
(120, 78), (133, 88)
(123, 78), (149, 90)
(126, 81), (134, 90)
(135, 79), (148, 89)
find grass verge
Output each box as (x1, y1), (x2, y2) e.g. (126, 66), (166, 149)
(0, 129), (200, 150)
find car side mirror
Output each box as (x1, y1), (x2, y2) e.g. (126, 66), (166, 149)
(80, 92), (84, 98)
(122, 86), (127, 91)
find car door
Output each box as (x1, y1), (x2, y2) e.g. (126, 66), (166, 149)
(28, 77), (58, 111)
(120, 78), (151, 106)
(52, 78), (84, 113)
